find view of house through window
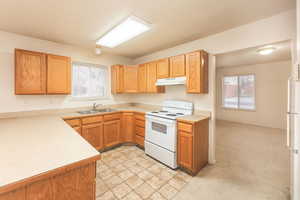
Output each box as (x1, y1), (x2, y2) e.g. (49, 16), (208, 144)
(223, 74), (255, 110)
(72, 62), (107, 99)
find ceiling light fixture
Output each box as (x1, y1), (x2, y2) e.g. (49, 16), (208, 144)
(96, 16), (151, 48)
(257, 46), (276, 55)
(95, 45), (102, 55)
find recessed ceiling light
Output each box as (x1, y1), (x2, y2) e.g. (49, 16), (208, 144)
(96, 16), (151, 48)
(257, 46), (276, 55)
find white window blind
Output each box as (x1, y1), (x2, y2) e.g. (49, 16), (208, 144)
(222, 74), (255, 110)
(72, 62), (108, 99)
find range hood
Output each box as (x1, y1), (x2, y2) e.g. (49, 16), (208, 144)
(156, 76), (186, 86)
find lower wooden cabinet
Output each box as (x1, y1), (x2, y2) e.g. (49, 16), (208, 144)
(0, 163), (97, 200)
(82, 123), (104, 150)
(103, 120), (121, 148)
(178, 131), (193, 169)
(73, 126), (81, 135)
(122, 112), (135, 142)
(177, 119), (209, 175)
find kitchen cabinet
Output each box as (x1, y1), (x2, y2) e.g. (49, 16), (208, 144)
(104, 119), (121, 148)
(170, 54), (185, 77)
(138, 64), (147, 93)
(74, 126), (82, 135)
(47, 54), (71, 94)
(111, 65), (124, 94)
(147, 62), (165, 93)
(122, 112), (135, 142)
(177, 119), (209, 175)
(123, 66), (138, 93)
(82, 123), (104, 150)
(15, 49), (47, 94)
(15, 49), (71, 95)
(157, 58), (169, 79)
(186, 50), (209, 93)
(134, 113), (145, 147)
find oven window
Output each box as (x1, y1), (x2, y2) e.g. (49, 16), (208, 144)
(152, 122), (167, 134)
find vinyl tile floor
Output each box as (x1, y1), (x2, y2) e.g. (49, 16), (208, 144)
(96, 145), (193, 200)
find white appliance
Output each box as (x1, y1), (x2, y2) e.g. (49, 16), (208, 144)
(145, 100), (193, 169)
(156, 76), (186, 86)
(288, 75), (300, 200)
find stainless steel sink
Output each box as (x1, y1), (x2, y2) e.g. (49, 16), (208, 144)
(77, 108), (116, 115)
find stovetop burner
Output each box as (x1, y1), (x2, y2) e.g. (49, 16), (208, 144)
(176, 113), (184, 115)
(166, 114), (177, 116)
(152, 111), (159, 113)
(159, 110), (168, 113)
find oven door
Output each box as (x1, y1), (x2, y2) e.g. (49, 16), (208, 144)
(145, 115), (177, 152)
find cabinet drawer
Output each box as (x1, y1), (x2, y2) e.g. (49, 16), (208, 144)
(135, 119), (145, 128)
(64, 119), (81, 127)
(134, 114), (145, 121)
(178, 122), (193, 133)
(81, 115), (103, 125)
(135, 135), (144, 147)
(104, 113), (121, 121)
(136, 126), (145, 137)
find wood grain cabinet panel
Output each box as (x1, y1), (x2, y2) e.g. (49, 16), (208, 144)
(15, 49), (47, 94)
(64, 119), (81, 127)
(186, 50), (209, 93)
(178, 131), (193, 169)
(123, 66), (138, 93)
(135, 135), (144, 147)
(122, 112), (134, 142)
(156, 58), (169, 79)
(104, 120), (121, 148)
(146, 62), (165, 93)
(138, 64), (147, 93)
(74, 126), (81, 135)
(111, 65), (124, 94)
(170, 54), (185, 77)
(46, 55), (71, 94)
(0, 188), (25, 200)
(82, 123), (103, 150)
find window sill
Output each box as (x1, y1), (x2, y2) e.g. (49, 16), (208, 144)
(221, 106), (256, 112)
(69, 96), (110, 102)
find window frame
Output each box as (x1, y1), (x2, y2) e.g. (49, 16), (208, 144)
(222, 73), (256, 111)
(70, 61), (109, 101)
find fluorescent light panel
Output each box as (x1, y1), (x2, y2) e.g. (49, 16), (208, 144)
(96, 16), (151, 48)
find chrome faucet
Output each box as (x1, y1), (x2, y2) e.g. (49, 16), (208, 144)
(92, 103), (102, 111)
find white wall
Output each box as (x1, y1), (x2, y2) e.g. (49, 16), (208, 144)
(216, 60), (291, 129)
(0, 31), (134, 113)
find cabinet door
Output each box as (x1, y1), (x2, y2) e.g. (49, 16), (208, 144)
(15, 49), (47, 94)
(111, 65), (124, 93)
(178, 131), (193, 169)
(123, 66), (138, 93)
(104, 120), (121, 148)
(122, 112), (134, 142)
(170, 54), (185, 77)
(147, 62), (158, 93)
(138, 64), (147, 93)
(157, 58), (169, 79)
(82, 123), (103, 150)
(0, 188), (25, 200)
(186, 51), (209, 93)
(47, 54), (71, 94)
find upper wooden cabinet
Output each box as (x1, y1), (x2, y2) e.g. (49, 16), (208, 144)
(186, 50), (209, 94)
(15, 49), (71, 95)
(111, 65), (124, 94)
(123, 66), (138, 93)
(138, 64), (147, 93)
(156, 58), (169, 79)
(15, 49), (47, 94)
(47, 54), (71, 94)
(147, 62), (165, 93)
(170, 54), (185, 77)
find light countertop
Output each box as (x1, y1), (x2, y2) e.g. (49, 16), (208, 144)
(0, 116), (100, 189)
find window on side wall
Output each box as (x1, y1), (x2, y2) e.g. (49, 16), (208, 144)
(72, 62), (108, 100)
(222, 74), (255, 110)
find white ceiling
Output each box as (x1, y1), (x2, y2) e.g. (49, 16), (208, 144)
(0, 0), (295, 58)
(216, 41), (292, 68)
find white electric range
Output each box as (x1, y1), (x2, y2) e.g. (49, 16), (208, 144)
(145, 100), (193, 169)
